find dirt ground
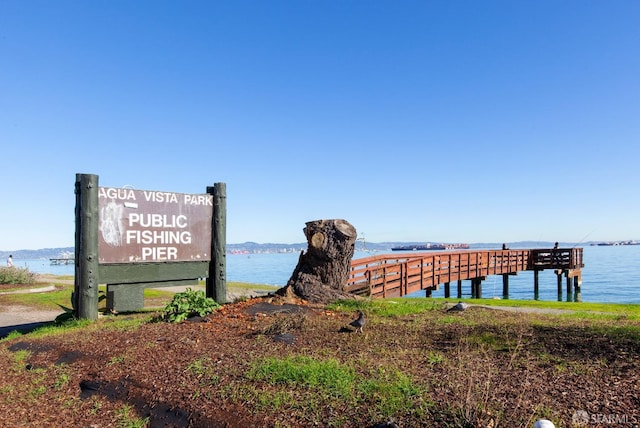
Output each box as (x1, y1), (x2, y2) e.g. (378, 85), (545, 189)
(1, 293), (639, 427)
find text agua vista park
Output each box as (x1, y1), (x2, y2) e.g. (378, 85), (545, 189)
(99, 187), (213, 262)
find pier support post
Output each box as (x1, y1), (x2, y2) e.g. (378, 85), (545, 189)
(502, 274), (509, 299)
(425, 287), (432, 297)
(556, 270), (563, 301)
(566, 271), (573, 301)
(471, 278), (483, 299)
(457, 280), (462, 298)
(534, 270), (540, 300)
(573, 269), (582, 302)
(444, 282), (450, 298)
(574, 275), (582, 302)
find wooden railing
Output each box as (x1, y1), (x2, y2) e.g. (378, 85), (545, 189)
(346, 248), (583, 298)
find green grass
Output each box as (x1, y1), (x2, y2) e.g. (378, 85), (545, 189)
(449, 297), (640, 318)
(245, 355), (426, 421)
(329, 296), (640, 320)
(329, 297), (446, 317)
(227, 281), (279, 291)
(248, 355), (357, 397)
(6, 274), (638, 318)
(114, 404), (149, 428)
(0, 275), (276, 311)
(0, 285), (73, 309)
(185, 357), (221, 387)
(0, 314), (154, 342)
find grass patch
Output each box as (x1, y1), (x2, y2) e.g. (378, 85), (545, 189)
(227, 281), (278, 292)
(0, 285), (74, 309)
(1, 275), (276, 317)
(185, 356), (221, 387)
(450, 297), (640, 318)
(248, 355), (357, 398)
(114, 404), (149, 428)
(1, 314), (154, 342)
(244, 355), (426, 423)
(329, 298), (446, 317)
(12, 349), (31, 366)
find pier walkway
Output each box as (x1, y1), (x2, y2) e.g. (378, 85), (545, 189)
(347, 248), (584, 300)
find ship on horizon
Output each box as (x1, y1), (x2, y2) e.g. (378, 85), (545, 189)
(391, 243), (470, 251)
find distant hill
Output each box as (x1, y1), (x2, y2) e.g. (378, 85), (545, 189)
(0, 247), (74, 260)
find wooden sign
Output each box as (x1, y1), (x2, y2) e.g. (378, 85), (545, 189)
(97, 187), (213, 263)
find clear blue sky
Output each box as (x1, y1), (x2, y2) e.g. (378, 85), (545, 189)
(1, 0), (639, 250)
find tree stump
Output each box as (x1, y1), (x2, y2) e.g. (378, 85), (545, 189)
(277, 219), (357, 304)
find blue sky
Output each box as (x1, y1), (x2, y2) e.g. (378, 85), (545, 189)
(1, 0), (639, 250)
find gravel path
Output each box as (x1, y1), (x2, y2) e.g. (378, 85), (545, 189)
(0, 305), (64, 337)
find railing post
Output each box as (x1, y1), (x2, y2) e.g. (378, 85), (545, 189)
(382, 265), (387, 298)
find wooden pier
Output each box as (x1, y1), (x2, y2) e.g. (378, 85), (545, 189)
(49, 258), (75, 265)
(347, 248), (584, 301)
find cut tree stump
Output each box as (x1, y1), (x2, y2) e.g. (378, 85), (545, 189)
(277, 219), (357, 304)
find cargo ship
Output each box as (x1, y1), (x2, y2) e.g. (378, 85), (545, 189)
(391, 243), (469, 251)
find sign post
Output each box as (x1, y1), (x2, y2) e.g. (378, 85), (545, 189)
(207, 183), (226, 303)
(74, 173), (100, 321)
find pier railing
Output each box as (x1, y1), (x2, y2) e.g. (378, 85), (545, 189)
(347, 248), (583, 298)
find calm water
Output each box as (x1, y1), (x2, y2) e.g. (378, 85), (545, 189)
(13, 245), (640, 304)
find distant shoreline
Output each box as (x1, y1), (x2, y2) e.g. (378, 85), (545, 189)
(6, 239), (638, 259)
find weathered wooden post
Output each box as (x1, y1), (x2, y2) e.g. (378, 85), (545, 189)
(556, 270), (563, 301)
(444, 282), (450, 298)
(207, 183), (227, 304)
(456, 280), (462, 298)
(534, 270), (540, 300)
(502, 274), (509, 299)
(74, 173), (99, 321)
(565, 271), (573, 301)
(573, 274), (582, 302)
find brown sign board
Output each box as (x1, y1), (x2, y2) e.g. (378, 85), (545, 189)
(98, 187), (213, 264)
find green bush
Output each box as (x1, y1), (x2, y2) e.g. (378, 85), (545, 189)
(0, 266), (37, 285)
(162, 288), (220, 323)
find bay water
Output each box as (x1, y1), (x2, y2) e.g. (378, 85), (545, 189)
(12, 245), (640, 304)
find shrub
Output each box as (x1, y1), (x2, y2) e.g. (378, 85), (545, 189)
(0, 266), (37, 285)
(162, 288), (220, 323)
